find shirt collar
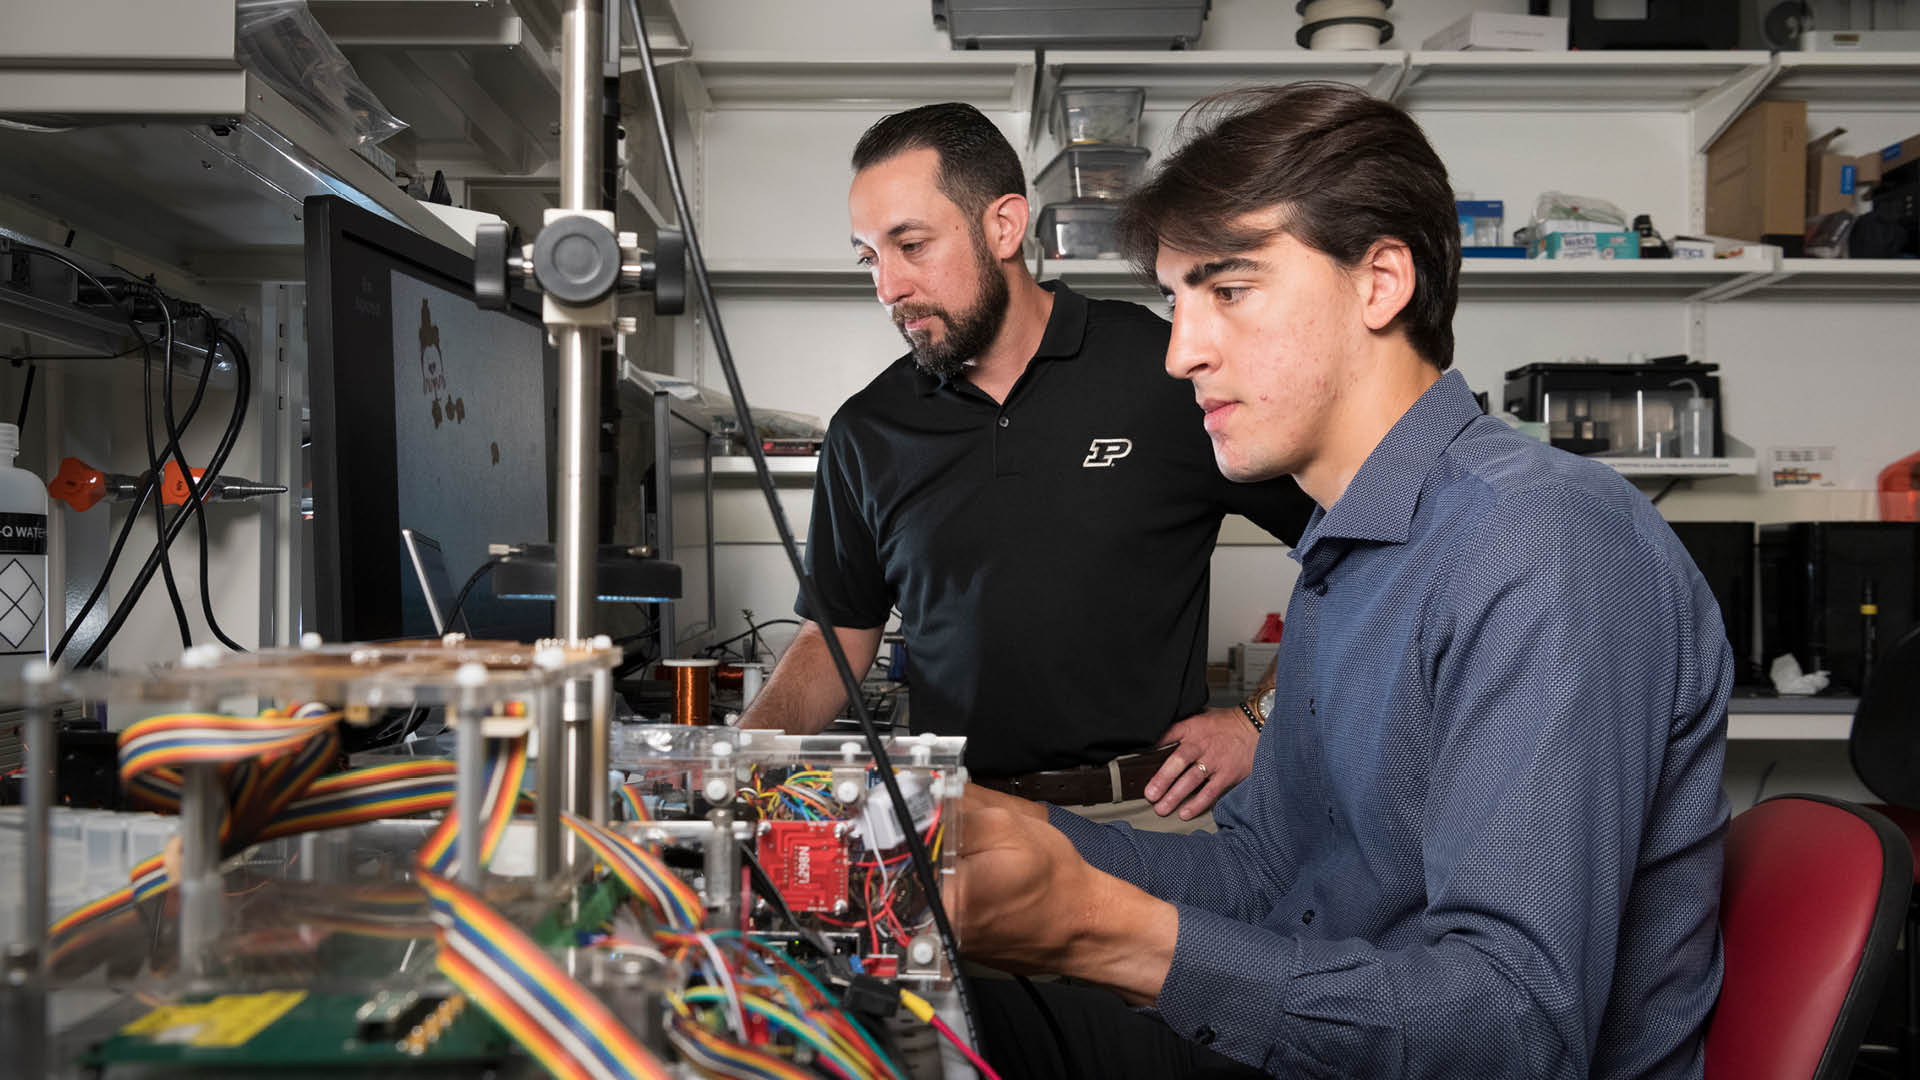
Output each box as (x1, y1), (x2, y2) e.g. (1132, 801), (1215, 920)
(1293, 370), (1483, 558)
(913, 280), (1087, 396)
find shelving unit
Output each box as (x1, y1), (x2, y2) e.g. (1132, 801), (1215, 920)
(700, 250), (1915, 304)
(712, 455), (819, 477)
(0, 68), (467, 277)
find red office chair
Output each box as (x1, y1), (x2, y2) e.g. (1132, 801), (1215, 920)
(1705, 794), (1912, 1080)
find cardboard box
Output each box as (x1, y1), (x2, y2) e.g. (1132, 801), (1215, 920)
(1806, 129), (1871, 218)
(1534, 231), (1640, 260)
(1424, 13), (1568, 51)
(1707, 100), (1808, 241)
(1874, 133), (1920, 177)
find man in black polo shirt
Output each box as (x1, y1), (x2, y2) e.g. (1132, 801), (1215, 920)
(739, 103), (1311, 826)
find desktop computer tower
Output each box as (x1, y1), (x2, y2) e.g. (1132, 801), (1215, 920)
(1759, 522), (1919, 695)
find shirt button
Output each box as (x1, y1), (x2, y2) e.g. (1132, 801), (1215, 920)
(1307, 696), (1315, 714)
(1194, 1025), (1216, 1045)
(1310, 583), (1327, 597)
(1302, 909), (1316, 925)
(997, 416), (1010, 428)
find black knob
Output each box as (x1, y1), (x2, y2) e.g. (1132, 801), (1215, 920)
(474, 221), (512, 311)
(651, 227), (686, 316)
(531, 215), (621, 305)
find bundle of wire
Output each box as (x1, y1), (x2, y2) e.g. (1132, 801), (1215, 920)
(419, 869), (673, 1080)
(745, 766), (948, 956)
(47, 705), (528, 958)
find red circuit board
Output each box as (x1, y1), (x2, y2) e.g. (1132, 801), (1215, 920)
(758, 821), (850, 914)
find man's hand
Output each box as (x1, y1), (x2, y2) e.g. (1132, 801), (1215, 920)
(948, 791), (1177, 1001)
(1143, 707), (1259, 820)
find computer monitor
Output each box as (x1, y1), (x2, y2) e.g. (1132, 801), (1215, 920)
(653, 390), (716, 657)
(304, 195), (556, 642)
(401, 528), (472, 636)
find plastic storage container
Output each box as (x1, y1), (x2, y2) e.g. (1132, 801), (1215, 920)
(1034, 146), (1150, 205)
(1036, 202), (1125, 260)
(1050, 87), (1146, 147)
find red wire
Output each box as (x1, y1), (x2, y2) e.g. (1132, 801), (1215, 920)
(929, 1013), (1002, 1080)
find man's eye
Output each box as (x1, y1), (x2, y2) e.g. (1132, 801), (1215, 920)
(1215, 286), (1245, 305)
(855, 253), (874, 268)
(901, 241), (924, 254)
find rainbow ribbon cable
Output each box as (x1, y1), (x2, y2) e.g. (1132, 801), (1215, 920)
(417, 735), (529, 876)
(664, 1012), (815, 1080)
(418, 869), (673, 1080)
(561, 812), (701, 931)
(49, 708), (531, 952)
(617, 781), (650, 822)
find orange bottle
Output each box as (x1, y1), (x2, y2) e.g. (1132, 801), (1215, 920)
(1881, 450), (1920, 522)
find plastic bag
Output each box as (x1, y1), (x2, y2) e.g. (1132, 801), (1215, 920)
(234, 0), (407, 147)
(1528, 190), (1628, 234)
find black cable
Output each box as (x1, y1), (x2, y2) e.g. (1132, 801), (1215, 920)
(446, 557), (506, 632)
(15, 362), (33, 431)
(623, 0), (979, 1046)
(739, 843), (846, 977)
(164, 319), (245, 651)
(698, 617), (801, 659)
(1014, 974), (1080, 1077)
(72, 327), (250, 669)
(22, 247), (218, 665)
(143, 290), (194, 648)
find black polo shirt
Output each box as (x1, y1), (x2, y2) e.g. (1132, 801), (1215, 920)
(798, 282), (1313, 776)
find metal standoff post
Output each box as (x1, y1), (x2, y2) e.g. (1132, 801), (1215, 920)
(454, 662), (490, 889)
(534, 646), (567, 879)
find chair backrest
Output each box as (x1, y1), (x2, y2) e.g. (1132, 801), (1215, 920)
(1705, 794), (1913, 1080)
(1849, 624), (1920, 809)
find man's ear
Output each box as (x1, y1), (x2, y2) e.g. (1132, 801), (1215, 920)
(1356, 238), (1416, 333)
(983, 193), (1031, 262)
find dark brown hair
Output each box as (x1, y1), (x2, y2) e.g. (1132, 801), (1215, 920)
(1120, 83), (1461, 370)
(852, 102), (1027, 222)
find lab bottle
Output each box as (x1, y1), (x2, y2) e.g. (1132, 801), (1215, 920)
(0, 422), (48, 677)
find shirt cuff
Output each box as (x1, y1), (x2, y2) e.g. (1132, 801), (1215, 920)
(1155, 905), (1403, 1076)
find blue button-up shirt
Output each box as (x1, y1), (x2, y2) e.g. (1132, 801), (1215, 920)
(1051, 370), (1731, 1078)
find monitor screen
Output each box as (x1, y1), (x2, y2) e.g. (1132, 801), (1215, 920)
(305, 196), (556, 642)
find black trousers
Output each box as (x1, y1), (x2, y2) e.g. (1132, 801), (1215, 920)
(970, 977), (1268, 1080)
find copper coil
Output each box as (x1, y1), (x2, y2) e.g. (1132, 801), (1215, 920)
(662, 659), (719, 726)
(714, 663), (745, 692)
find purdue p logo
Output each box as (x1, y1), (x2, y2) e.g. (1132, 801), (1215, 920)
(1083, 438), (1133, 468)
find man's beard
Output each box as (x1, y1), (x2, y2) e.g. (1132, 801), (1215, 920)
(892, 231), (1010, 382)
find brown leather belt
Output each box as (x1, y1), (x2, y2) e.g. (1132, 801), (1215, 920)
(975, 743), (1178, 806)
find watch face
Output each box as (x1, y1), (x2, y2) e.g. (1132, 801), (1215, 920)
(1257, 688), (1276, 720)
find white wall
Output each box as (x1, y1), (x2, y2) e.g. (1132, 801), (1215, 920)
(678, 1), (1920, 807)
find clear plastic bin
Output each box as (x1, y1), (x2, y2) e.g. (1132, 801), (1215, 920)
(1036, 202), (1125, 260)
(1034, 146), (1151, 205)
(1050, 87), (1146, 147)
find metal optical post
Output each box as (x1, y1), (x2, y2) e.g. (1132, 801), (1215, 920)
(474, 0), (684, 840)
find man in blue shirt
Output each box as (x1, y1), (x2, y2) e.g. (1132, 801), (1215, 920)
(954, 83), (1732, 1079)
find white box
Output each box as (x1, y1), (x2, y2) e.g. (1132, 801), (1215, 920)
(1423, 13), (1568, 52)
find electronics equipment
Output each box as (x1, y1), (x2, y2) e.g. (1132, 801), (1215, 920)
(611, 723), (964, 984)
(400, 528), (471, 636)
(1503, 361), (1724, 459)
(1666, 522), (1757, 683)
(651, 389), (717, 657)
(1570, 0), (1739, 49)
(1759, 522), (1919, 695)
(931, 0), (1210, 50)
(305, 195), (557, 643)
